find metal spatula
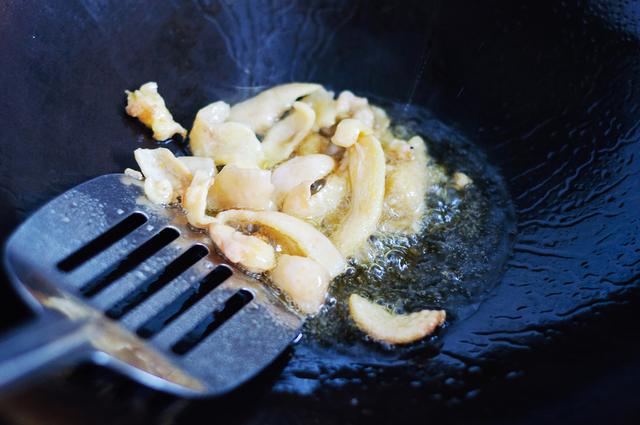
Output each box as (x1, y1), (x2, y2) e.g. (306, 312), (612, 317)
(0, 174), (302, 397)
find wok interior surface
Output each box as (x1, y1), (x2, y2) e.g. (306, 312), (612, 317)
(1, 0), (639, 424)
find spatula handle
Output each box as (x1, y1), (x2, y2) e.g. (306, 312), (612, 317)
(0, 314), (91, 394)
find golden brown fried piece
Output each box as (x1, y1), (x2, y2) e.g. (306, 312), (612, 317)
(125, 82), (186, 141)
(349, 294), (446, 344)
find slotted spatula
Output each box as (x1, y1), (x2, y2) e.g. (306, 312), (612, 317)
(0, 174), (302, 397)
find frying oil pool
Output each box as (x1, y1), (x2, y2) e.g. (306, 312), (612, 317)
(302, 101), (516, 356)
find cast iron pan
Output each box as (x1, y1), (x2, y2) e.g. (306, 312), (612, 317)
(1, 0), (639, 424)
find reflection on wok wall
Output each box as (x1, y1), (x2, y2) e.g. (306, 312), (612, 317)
(0, 0), (639, 424)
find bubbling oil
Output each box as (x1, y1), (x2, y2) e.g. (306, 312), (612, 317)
(303, 102), (516, 356)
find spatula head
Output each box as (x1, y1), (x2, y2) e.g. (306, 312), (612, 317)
(3, 174), (302, 397)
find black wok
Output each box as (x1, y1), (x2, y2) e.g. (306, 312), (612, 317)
(0, 0), (639, 424)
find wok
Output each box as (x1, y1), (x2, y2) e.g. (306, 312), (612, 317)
(0, 0), (639, 424)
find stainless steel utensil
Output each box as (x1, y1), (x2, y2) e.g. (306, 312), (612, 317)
(0, 174), (302, 397)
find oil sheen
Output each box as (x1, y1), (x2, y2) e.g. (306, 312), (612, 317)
(302, 101), (516, 359)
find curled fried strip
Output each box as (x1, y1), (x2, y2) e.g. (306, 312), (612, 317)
(261, 101), (315, 167)
(349, 294), (446, 344)
(134, 148), (191, 204)
(331, 135), (386, 257)
(215, 209), (346, 278)
(125, 82), (187, 141)
(229, 83), (321, 135)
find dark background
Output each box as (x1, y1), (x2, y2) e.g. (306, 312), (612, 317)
(1, 0), (639, 423)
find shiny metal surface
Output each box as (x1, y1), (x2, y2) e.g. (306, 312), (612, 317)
(0, 174), (303, 398)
